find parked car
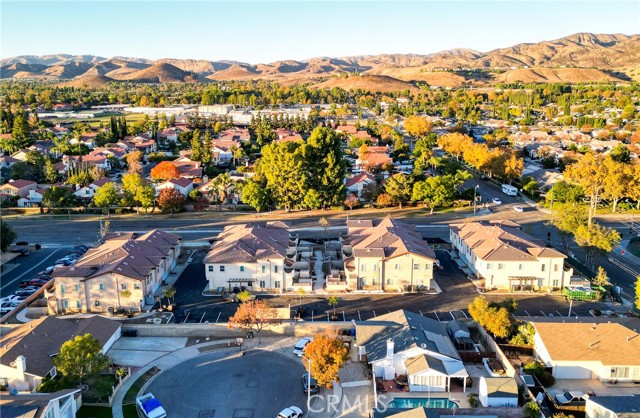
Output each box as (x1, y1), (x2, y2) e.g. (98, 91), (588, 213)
(302, 374), (318, 394)
(43, 266), (57, 275)
(276, 406), (303, 418)
(293, 337), (313, 356)
(513, 205), (524, 212)
(15, 289), (36, 297)
(555, 391), (584, 405)
(22, 279), (48, 288)
(11, 248), (29, 256)
(0, 302), (15, 314)
(492, 197), (502, 205)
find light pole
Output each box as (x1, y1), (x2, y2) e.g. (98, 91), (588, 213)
(473, 185), (479, 214)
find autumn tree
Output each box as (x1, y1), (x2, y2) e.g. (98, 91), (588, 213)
(93, 182), (119, 218)
(376, 193), (394, 207)
(549, 204), (587, 254)
(592, 266), (609, 287)
(228, 299), (278, 343)
(601, 157), (629, 213)
(157, 188), (186, 214)
(564, 153), (607, 227)
(125, 150), (143, 174)
(0, 220), (17, 252)
(54, 334), (110, 386)
(468, 297), (513, 339)
(150, 161), (180, 181)
(438, 133), (473, 161)
(302, 334), (349, 388)
(635, 276), (640, 311)
(344, 193), (360, 212)
(573, 223), (620, 270)
(136, 184), (156, 214)
(404, 115), (432, 139)
(122, 173), (143, 207)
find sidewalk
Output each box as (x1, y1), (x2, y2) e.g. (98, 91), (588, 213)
(111, 336), (298, 418)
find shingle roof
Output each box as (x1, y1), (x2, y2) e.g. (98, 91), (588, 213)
(356, 309), (460, 363)
(587, 396), (640, 416)
(482, 377), (518, 397)
(0, 316), (120, 378)
(345, 173), (376, 188)
(203, 224), (290, 264)
(52, 230), (179, 281)
(532, 321), (640, 366)
(450, 221), (565, 262)
(348, 218), (436, 261)
(405, 354), (448, 375)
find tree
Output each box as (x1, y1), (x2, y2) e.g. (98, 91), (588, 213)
(93, 182), (119, 218)
(257, 142), (306, 211)
(573, 223), (620, 270)
(43, 186), (75, 208)
(549, 204), (587, 254)
(0, 220), (17, 252)
(237, 290), (254, 303)
(228, 299), (278, 343)
(162, 287), (176, 306)
(119, 289), (132, 308)
(136, 184), (156, 214)
(150, 161), (180, 181)
(122, 173), (144, 208)
(302, 334), (349, 388)
(635, 276), (640, 311)
(361, 182), (381, 202)
(157, 188), (186, 214)
(404, 115), (432, 138)
(305, 127), (346, 208)
(327, 296), (339, 319)
(593, 266), (609, 287)
(384, 174), (413, 208)
(438, 133), (473, 161)
(241, 178), (271, 215)
(564, 153), (607, 227)
(376, 193), (394, 207)
(125, 151), (143, 174)
(43, 159), (58, 183)
(523, 401), (541, 418)
(54, 334), (110, 387)
(344, 193), (360, 212)
(468, 297), (513, 339)
(610, 144), (631, 164)
(509, 322), (536, 347)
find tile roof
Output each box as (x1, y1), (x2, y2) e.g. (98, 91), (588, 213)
(345, 173), (376, 188)
(203, 223), (290, 264)
(162, 178), (193, 188)
(356, 309), (460, 363)
(52, 230), (180, 281)
(348, 218), (436, 261)
(532, 320), (640, 366)
(450, 221), (566, 262)
(0, 316), (120, 378)
(1, 180), (37, 189)
(170, 158), (202, 178)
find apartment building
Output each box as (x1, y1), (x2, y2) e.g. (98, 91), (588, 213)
(449, 220), (572, 291)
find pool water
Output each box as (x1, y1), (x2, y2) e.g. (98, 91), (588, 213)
(387, 397), (458, 409)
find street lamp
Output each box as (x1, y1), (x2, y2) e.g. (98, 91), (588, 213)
(473, 185), (480, 214)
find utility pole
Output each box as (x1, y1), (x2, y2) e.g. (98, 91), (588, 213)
(473, 185), (479, 214)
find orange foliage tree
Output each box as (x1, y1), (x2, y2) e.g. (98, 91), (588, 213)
(404, 115), (432, 139)
(228, 299), (278, 343)
(150, 161), (180, 181)
(157, 188), (186, 214)
(302, 334), (349, 388)
(125, 150), (143, 174)
(438, 133), (473, 161)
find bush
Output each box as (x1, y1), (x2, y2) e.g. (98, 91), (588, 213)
(524, 361), (555, 387)
(467, 393), (480, 408)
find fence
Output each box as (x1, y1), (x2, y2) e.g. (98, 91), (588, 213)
(459, 351), (495, 364)
(82, 368), (132, 407)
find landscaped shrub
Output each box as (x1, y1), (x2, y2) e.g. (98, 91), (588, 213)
(524, 361), (555, 387)
(467, 393), (480, 408)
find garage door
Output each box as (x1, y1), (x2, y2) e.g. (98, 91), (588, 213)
(553, 365), (591, 379)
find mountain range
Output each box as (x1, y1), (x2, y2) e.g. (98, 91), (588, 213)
(2, 33), (639, 90)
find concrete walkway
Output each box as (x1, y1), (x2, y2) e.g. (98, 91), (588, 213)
(111, 336), (299, 418)
(313, 249), (327, 294)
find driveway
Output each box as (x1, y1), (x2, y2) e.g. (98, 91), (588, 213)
(108, 337), (187, 367)
(145, 350), (307, 418)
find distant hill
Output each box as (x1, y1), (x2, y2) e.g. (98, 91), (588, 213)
(2, 32), (638, 88)
(314, 75), (419, 93)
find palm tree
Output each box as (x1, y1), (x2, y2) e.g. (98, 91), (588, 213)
(162, 287), (176, 307)
(213, 173), (233, 211)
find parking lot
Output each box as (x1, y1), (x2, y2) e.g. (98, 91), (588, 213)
(170, 250), (609, 325)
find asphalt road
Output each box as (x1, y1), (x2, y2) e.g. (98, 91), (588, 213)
(0, 248), (69, 298)
(145, 350), (307, 418)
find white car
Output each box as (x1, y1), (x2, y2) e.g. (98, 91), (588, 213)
(492, 197), (502, 205)
(277, 406), (303, 418)
(292, 337), (313, 356)
(513, 205), (524, 212)
(555, 391), (584, 405)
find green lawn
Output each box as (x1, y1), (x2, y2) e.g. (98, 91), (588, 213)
(76, 406), (113, 418)
(83, 374), (118, 403)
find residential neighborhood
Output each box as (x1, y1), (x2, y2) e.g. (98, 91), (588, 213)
(2, 2), (640, 418)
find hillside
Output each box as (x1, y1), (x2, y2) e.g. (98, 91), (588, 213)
(2, 32), (639, 88)
(58, 75), (116, 88)
(314, 75), (419, 93)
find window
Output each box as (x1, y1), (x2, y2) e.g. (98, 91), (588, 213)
(425, 264), (430, 270)
(134, 283), (140, 290)
(94, 301), (100, 307)
(395, 264), (399, 270)
(261, 265), (266, 273)
(373, 264), (377, 272)
(121, 283), (127, 290)
(498, 263), (504, 270)
(610, 367), (630, 379)
(274, 266), (278, 273)
(240, 266), (245, 272)
(274, 280), (281, 288)
(76, 300), (81, 309)
(208, 266), (213, 272)
(60, 285), (65, 294)
(541, 264), (546, 272)
(99, 283), (105, 290)
(552, 279), (559, 287)
(63, 300), (69, 308)
(259, 280), (265, 288)
(219, 265), (225, 272)
(361, 264), (366, 271)
(386, 278), (393, 285)
(74, 284), (79, 292)
(518, 264), (523, 271)
(413, 264), (420, 270)
(487, 263), (493, 270)
(553, 264), (558, 272)
(372, 278), (378, 285)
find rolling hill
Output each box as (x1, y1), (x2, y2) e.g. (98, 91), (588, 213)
(2, 32), (638, 88)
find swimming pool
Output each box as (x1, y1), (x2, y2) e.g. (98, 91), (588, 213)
(387, 397), (458, 409)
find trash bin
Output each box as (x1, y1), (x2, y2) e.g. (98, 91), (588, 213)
(246, 331), (254, 338)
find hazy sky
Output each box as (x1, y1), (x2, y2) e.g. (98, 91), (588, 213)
(2, 1), (639, 63)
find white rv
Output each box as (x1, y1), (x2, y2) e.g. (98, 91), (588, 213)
(501, 184), (517, 196)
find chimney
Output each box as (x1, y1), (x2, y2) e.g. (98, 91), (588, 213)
(386, 339), (394, 359)
(15, 355), (26, 377)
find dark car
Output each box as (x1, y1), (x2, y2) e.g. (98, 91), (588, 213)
(302, 374), (318, 394)
(14, 289), (36, 297)
(11, 248), (30, 256)
(24, 279), (48, 288)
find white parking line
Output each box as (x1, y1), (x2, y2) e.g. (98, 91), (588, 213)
(540, 310), (547, 317)
(0, 249), (64, 292)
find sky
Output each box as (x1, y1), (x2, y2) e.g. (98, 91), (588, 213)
(2, 1), (639, 63)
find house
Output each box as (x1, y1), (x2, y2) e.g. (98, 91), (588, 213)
(46, 126), (70, 138)
(274, 128), (303, 143)
(117, 135), (157, 154)
(218, 127), (250, 142)
(342, 219), (436, 292)
(0, 315), (121, 390)
(73, 178), (114, 201)
(211, 139), (240, 165)
(170, 157), (203, 179)
(0, 155), (20, 169)
(155, 177), (193, 197)
(0, 389), (81, 418)
(197, 178), (241, 205)
(356, 310), (468, 392)
(585, 395), (640, 418)
(158, 126), (189, 143)
(478, 377), (519, 407)
(203, 223), (290, 292)
(449, 220), (573, 291)
(336, 125), (358, 135)
(532, 319), (640, 381)
(50, 230), (181, 314)
(30, 140), (58, 157)
(17, 188), (47, 208)
(355, 146), (392, 171)
(0, 179), (38, 199)
(345, 173), (376, 199)
(10, 149), (31, 162)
